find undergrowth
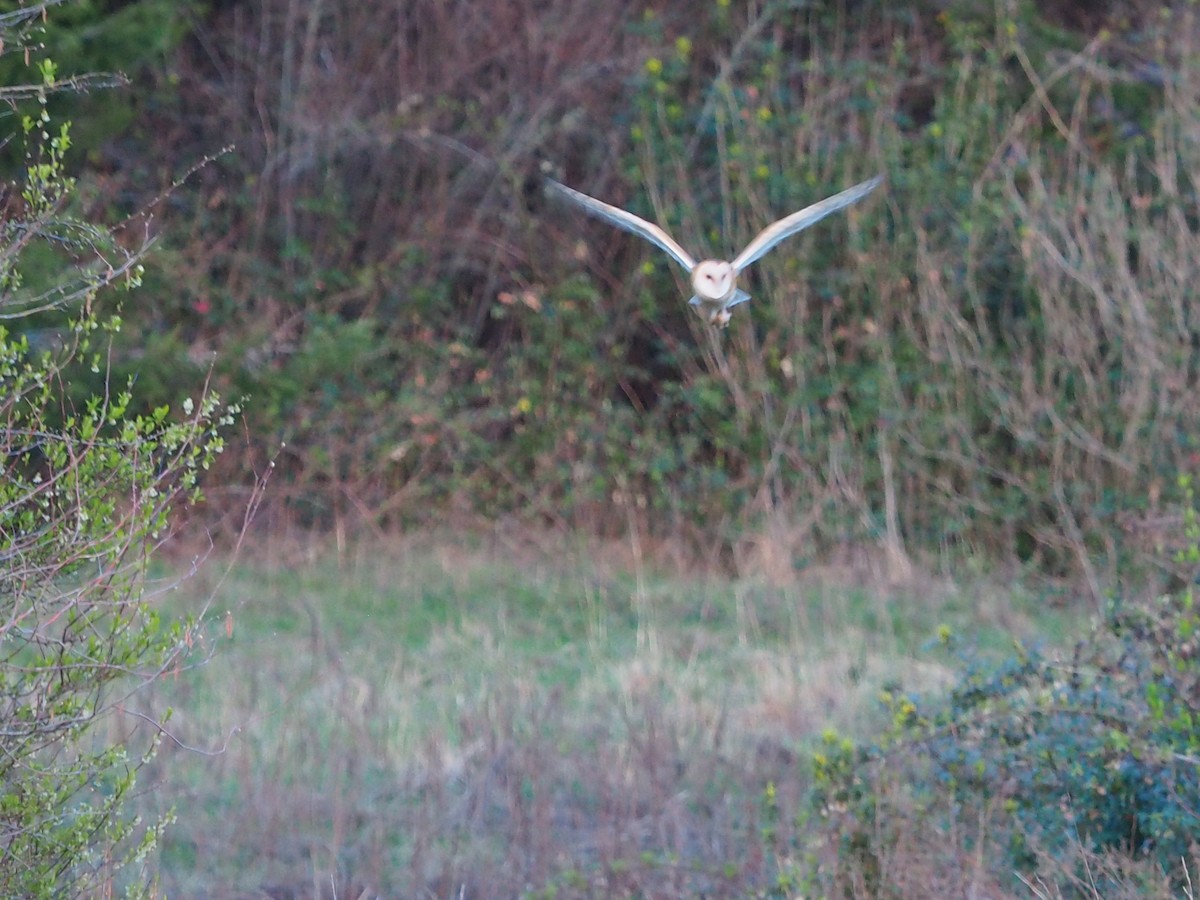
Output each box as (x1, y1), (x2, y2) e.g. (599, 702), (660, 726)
(27, 0), (1197, 588)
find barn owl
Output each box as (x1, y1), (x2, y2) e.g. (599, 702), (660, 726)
(548, 174), (882, 327)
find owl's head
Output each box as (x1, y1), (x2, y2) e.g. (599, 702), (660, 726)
(691, 260), (735, 301)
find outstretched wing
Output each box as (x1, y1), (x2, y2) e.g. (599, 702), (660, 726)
(731, 175), (883, 272)
(547, 179), (697, 273)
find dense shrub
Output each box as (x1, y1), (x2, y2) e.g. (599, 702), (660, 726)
(0, 6), (240, 893)
(802, 511), (1200, 895)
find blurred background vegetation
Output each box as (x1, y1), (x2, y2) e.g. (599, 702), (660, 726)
(4, 0), (1200, 895)
(11, 0), (1197, 593)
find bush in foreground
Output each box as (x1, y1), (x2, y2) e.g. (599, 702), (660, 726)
(801, 563), (1200, 897)
(0, 7), (238, 893)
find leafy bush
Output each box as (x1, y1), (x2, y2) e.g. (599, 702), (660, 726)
(0, 9), (239, 894)
(802, 502), (1200, 894)
(914, 595), (1196, 869)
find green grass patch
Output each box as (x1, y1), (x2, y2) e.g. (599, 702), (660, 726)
(132, 536), (1084, 896)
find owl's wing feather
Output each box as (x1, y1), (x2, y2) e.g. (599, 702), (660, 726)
(547, 179), (697, 273)
(731, 176), (882, 271)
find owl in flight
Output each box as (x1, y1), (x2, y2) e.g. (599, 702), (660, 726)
(548, 174), (882, 327)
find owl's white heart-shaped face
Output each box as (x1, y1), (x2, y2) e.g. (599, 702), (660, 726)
(691, 260), (736, 301)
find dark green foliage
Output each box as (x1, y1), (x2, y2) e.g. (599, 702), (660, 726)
(921, 596), (1197, 869)
(804, 568), (1200, 894)
(0, 0), (194, 162)
(28, 0), (195, 75)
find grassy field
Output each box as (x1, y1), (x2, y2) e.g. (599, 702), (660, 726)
(126, 533), (1081, 898)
